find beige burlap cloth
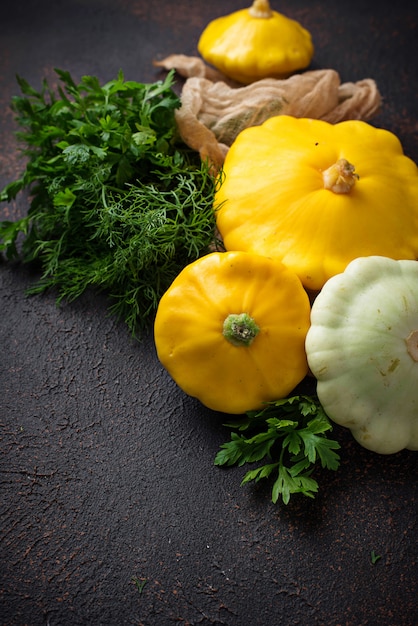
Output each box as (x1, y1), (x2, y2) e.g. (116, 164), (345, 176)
(155, 54), (382, 173)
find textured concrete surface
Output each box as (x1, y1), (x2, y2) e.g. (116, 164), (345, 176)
(1, 2), (417, 625)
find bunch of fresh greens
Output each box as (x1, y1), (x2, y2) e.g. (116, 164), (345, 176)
(215, 395), (341, 505)
(0, 68), (219, 335)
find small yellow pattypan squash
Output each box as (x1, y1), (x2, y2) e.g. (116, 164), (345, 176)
(154, 250), (311, 414)
(215, 115), (418, 291)
(197, 0), (314, 84)
(305, 256), (418, 454)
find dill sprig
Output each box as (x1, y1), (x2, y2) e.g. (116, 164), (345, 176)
(0, 68), (220, 336)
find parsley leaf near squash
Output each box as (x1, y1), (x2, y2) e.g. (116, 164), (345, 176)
(215, 395), (341, 505)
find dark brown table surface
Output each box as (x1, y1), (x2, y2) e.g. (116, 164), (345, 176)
(1, 1), (417, 625)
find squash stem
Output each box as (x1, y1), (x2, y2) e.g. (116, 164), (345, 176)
(322, 158), (358, 194)
(406, 330), (418, 362)
(249, 0), (273, 19)
(223, 313), (260, 347)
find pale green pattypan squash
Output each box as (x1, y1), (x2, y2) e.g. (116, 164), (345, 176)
(305, 256), (418, 454)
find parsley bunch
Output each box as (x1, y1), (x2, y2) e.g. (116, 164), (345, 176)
(0, 69), (218, 335)
(215, 395), (341, 505)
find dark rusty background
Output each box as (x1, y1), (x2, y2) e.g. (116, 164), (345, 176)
(1, 1), (417, 625)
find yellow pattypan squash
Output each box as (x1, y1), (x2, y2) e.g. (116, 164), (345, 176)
(215, 115), (418, 291)
(197, 0), (314, 84)
(154, 250), (311, 414)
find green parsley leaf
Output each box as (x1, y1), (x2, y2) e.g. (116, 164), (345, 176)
(214, 395), (341, 505)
